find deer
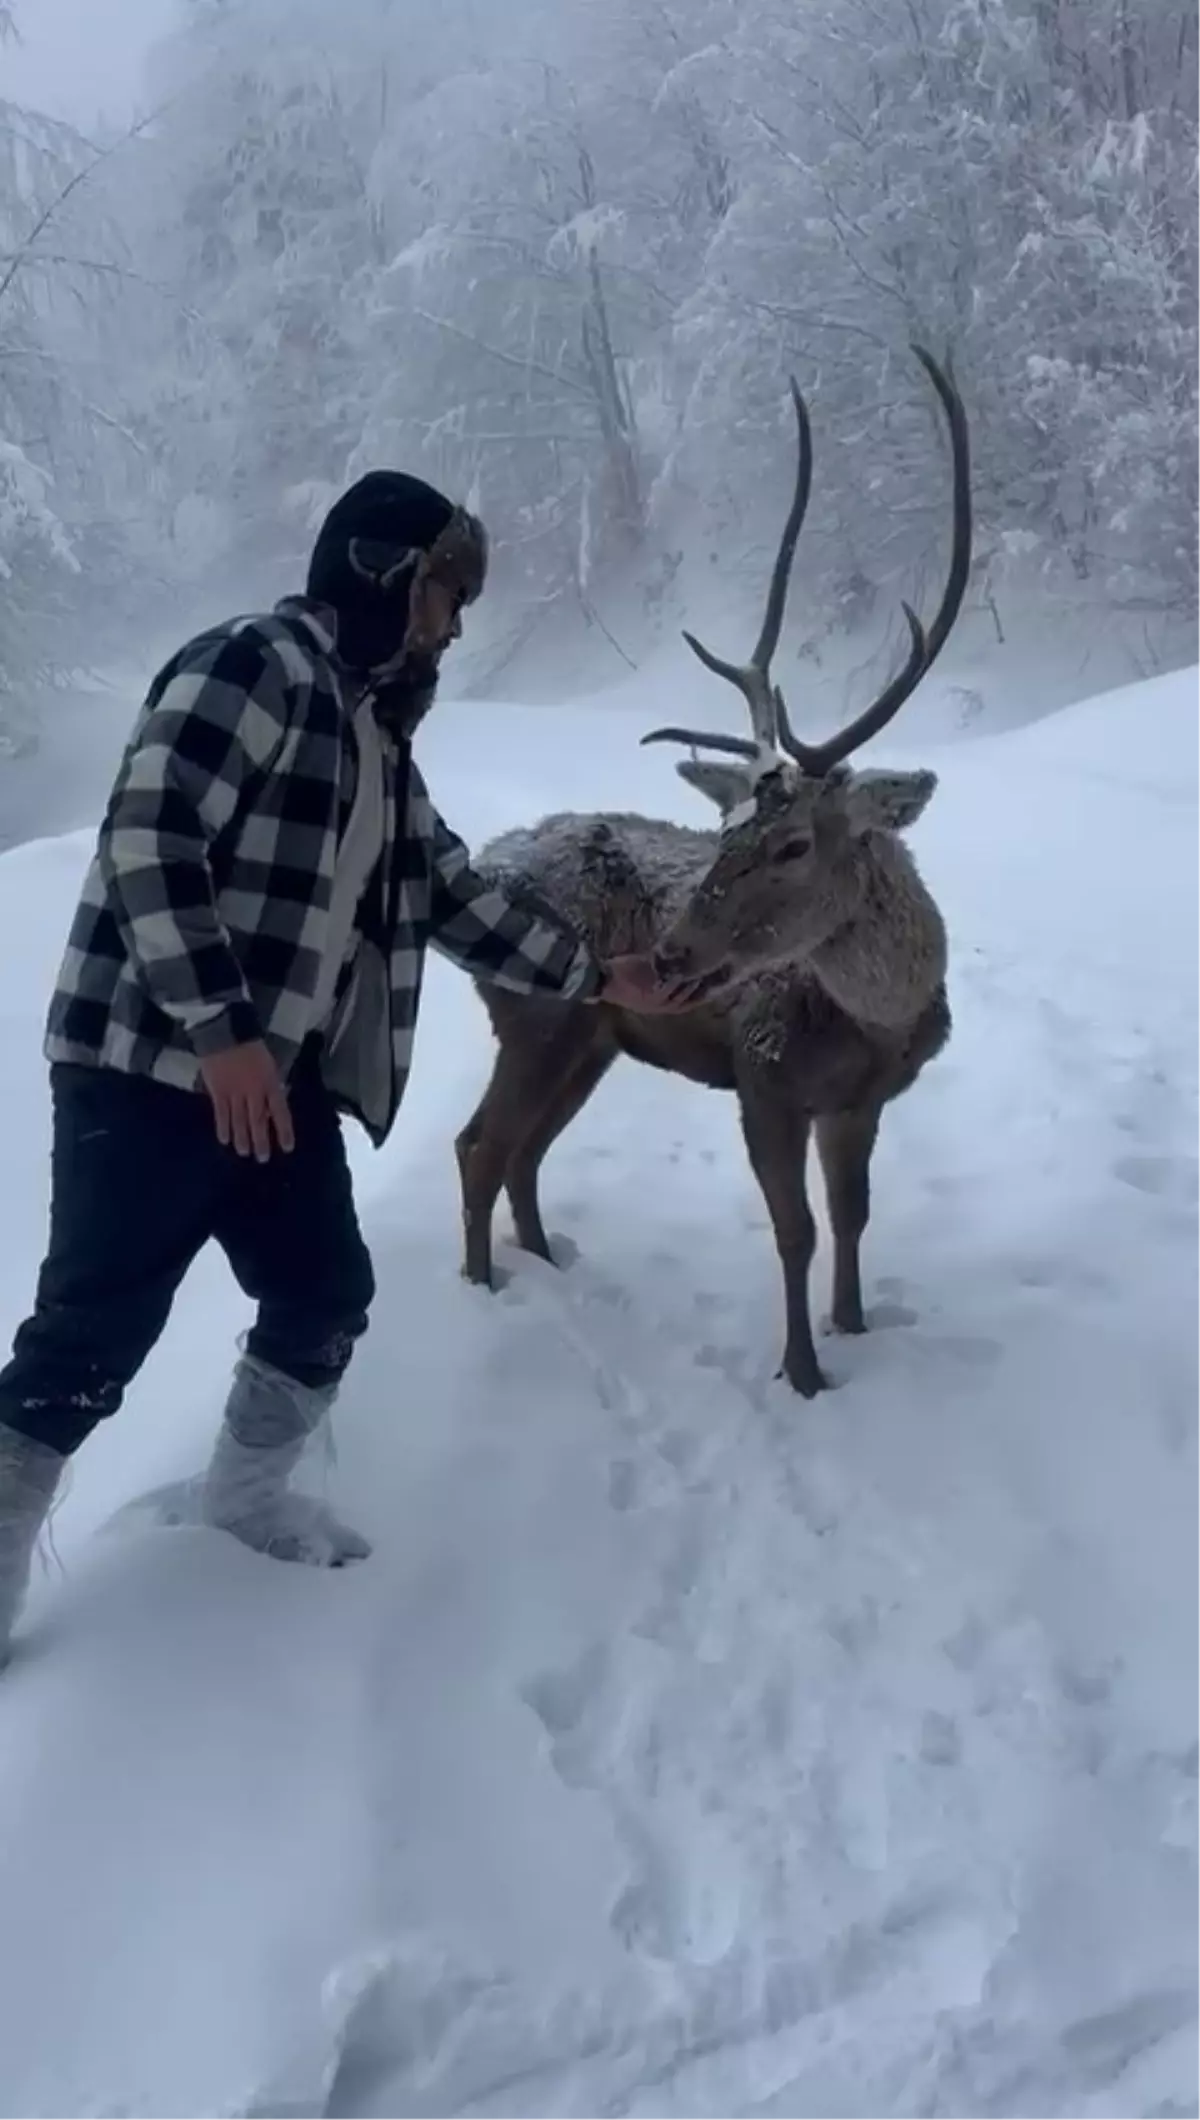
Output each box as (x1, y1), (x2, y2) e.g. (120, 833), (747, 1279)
(455, 345), (970, 1396)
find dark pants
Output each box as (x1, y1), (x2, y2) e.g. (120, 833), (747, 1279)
(0, 1041), (375, 1456)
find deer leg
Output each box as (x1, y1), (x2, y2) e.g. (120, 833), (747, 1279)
(456, 1015), (595, 1288)
(506, 1039), (617, 1260)
(738, 1091), (824, 1397)
(815, 1106), (881, 1334)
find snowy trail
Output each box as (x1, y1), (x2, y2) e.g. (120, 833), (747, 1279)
(0, 668), (1195, 2117)
(313, 924), (1196, 2118)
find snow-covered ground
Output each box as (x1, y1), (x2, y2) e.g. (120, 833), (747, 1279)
(0, 662), (1195, 2118)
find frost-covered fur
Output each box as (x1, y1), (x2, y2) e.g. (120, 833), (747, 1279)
(460, 761), (951, 1397)
(478, 759), (946, 1036)
(477, 810), (720, 961)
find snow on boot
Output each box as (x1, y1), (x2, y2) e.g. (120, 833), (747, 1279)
(0, 1423), (65, 1668)
(202, 1353), (370, 1568)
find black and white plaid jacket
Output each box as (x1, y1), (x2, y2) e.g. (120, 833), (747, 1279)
(45, 597), (600, 1144)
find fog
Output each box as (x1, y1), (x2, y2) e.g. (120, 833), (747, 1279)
(1, 0), (171, 127)
(0, 0), (1195, 845)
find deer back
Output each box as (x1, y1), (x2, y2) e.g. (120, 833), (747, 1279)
(478, 810), (719, 962)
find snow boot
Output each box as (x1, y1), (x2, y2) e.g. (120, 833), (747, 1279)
(0, 1423), (65, 1668)
(202, 1353), (370, 1567)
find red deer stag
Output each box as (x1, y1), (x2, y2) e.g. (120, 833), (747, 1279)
(456, 346), (970, 1395)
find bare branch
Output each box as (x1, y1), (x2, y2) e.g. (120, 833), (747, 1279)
(0, 105), (164, 315)
(0, 250), (202, 320)
(410, 307), (594, 399)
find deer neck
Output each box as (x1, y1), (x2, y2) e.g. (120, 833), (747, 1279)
(809, 834), (946, 1028)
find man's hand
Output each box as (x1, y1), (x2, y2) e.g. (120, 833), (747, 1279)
(597, 954), (707, 1014)
(199, 1041), (295, 1161)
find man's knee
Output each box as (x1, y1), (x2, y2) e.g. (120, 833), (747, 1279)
(246, 1236), (375, 1390)
(0, 1287), (172, 1454)
(7, 1064), (213, 1453)
(326, 1231), (376, 1343)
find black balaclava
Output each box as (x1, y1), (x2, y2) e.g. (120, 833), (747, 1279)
(306, 469), (487, 738)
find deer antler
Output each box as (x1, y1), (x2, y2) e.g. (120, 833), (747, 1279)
(775, 346), (970, 775)
(641, 345), (971, 780)
(641, 376), (813, 761)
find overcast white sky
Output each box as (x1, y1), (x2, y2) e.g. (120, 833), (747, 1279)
(3, 0), (175, 128)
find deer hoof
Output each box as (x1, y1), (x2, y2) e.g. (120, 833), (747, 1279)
(461, 1260), (498, 1291)
(828, 1308), (868, 1337)
(778, 1356), (830, 1398)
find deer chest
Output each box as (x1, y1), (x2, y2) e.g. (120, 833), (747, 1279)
(735, 974), (951, 1113)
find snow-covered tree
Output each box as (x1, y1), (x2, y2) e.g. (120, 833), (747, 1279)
(0, 10), (210, 720)
(653, 0), (1197, 626)
(16, 0), (1184, 710)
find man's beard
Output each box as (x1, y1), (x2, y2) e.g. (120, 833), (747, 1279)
(368, 652), (441, 739)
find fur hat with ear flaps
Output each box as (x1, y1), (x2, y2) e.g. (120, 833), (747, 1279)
(306, 469), (488, 673)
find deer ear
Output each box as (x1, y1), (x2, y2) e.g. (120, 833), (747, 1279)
(675, 757), (756, 817)
(842, 767), (938, 836)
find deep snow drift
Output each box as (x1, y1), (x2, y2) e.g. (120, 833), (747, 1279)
(0, 664), (1195, 2118)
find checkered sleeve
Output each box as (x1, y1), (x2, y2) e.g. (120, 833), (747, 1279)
(96, 630), (294, 1054)
(427, 811), (603, 1001)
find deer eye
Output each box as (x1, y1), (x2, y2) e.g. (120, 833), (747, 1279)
(776, 834), (812, 862)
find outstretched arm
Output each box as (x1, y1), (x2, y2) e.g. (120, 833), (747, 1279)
(427, 811), (603, 1001)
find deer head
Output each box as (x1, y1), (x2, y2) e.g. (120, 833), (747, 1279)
(641, 345), (970, 995)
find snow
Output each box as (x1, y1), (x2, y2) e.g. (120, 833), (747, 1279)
(0, 663), (1196, 2118)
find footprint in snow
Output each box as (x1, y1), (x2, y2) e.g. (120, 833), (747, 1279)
(606, 1457), (640, 1513)
(820, 1298), (918, 1333)
(691, 1287), (737, 1315)
(581, 1274), (634, 1313)
(521, 1641), (608, 1743)
(923, 1330), (1002, 1370)
(1011, 1253), (1113, 1297)
(609, 1826), (740, 1968)
(606, 1450), (678, 1513)
(919, 1709), (963, 1766)
(693, 1339), (755, 1388)
(826, 1597), (883, 1656)
(632, 1516), (710, 1649)
(101, 1476), (204, 1535)
(1054, 1655), (1118, 1709)
(520, 1645), (615, 1793)
(870, 1297), (920, 1328)
(1058, 1987), (1198, 2084)
(1112, 1150), (1199, 1205)
(875, 1274), (910, 1298)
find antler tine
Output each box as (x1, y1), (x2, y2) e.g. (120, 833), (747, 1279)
(908, 343), (971, 671)
(640, 726), (761, 759)
(778, 344), (971, 778)
(675, 376), (814, 752)
(682, 623), (775, 750)
(751, 378), (813, 671)
(776, 605), (926, 771)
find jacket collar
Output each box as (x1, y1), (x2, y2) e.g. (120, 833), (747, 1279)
(274, 594), (340, 661)
(273, 595), (417, 754)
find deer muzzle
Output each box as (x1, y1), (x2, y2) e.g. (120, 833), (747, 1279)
(651, 942), (734, 1001)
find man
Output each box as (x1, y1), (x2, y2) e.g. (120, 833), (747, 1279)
(0, 470), (680, 1666)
